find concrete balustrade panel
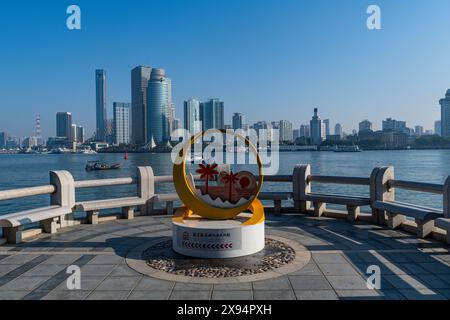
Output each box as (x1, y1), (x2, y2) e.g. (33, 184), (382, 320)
(374, 166), (395, 226)
(137, 166), (155, 215)
(50, 170), (76, 229)
(293, 164), (311, 213)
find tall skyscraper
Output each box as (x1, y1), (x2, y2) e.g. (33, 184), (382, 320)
(335, 123), (343, 137)
(279, 120), (293, 142)
(113, 102), (131, 145)
(414, 125), (424, 136)
(71, 124), (77, 142)
(435, 120), (442, 136)
(131, 66), (152, 145)
(200, 99), (224, 131)
(382, 118), (407, 133)
(232, 113), (244, 130)
(359, 120), (372, 132)
(323, 119), (330, 137)
(77, 126), (85, 143)
(184, 98), (201, 135)
(56, 112), (72, 140)
(440, 89), (450, 137)
(310, 108), (324, 145)
(147, 68), (172, 144)
(299, 124), (310, 138)
(95, 69), (107, 141)
(0, 132), (6, 149)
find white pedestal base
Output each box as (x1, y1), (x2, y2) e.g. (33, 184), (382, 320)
(172, 213), (265, 259)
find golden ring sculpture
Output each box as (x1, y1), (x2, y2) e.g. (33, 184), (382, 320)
(172, 129), (265, 225)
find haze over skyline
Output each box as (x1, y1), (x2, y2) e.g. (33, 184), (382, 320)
(1, 0), (450, 138)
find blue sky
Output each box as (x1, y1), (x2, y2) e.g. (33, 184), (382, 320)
(1, 0), (450, 138)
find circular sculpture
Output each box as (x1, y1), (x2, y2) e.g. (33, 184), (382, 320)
(172, 130), (265, 258)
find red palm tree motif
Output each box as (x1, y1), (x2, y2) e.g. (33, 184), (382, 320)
(221, 171), (240, 202)
(196, 163), (219, 194)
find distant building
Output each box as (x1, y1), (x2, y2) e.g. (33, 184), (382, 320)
(95, 69), (107, 141)
(184, 98), (201, 135)
(414, 125), (424, 137)
(172, 118), (181, 131)
(435, 120), (442, 136)
(147, 68), (172, 144)
(310, 108), (325, 145)
(323, 119), (330, 137)
(300, 124), (310, 138)
(56, 112), (72, 140)
(293, 129), (301, 140)
(0, 132), (6, 149)
(440, 89), (450, 137)
(279, 120), (293, 142)
(105, 119), (114, 144)
(382, 118), (407, 133)
(232, 113), (244, 130)
(253, 121), (270, 133)
(131, 66), (152, 145)
(71, 124), (77, 142)
(22, 136), (38, 148)
(77, 126), (85, 143)
(113, 102), (131, 145)
(359, 120), (372, 132)
(200, 99), (224, 131)
(334, 123), (343, 137)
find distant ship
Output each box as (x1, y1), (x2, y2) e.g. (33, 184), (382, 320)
(334, 145), (362, 153)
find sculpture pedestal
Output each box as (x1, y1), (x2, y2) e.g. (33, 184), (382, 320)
(172, 213), (265, 259)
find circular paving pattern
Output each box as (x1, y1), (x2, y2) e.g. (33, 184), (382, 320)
(126, 235), (311, 284)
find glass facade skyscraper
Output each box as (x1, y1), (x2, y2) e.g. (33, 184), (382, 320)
(56, 112), (73, 140)
(95, 69), (107, 141)
(146, 68), (171, 144)
(184, 98), (201, 135)
(131, 66), (152, 144)
(310, 108), (324, 145)
(232, 113), (244, 130)
(200, 99), (224, 131)
(440, 89), (450, 137)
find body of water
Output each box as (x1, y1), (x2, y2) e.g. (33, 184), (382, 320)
(1, 150), (450, 215)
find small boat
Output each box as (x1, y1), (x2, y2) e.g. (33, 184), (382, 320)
(85, 160), (121, 171)
(334, 145), (362, 153)
(124, 151), (129, 160)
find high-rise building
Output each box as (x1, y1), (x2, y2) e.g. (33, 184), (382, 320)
(382, 118), (406, 133)
(105, 119), (114, 144)
(95, 69), (107, 141)
(359, 120), (372, 132)
(414, 125), (424, 136)
(232, 113), (244, 130)
(0, 132), (7, 149)
(335, 123), (343, 137)
(113, 102), (131, 145)
(323, 119), (330, 137)
(310, 108), (324, 145)
(293, 129), (301, 139)
(172, 118), (181, 131)
(300, 124), (310, 138)
(56, 112), (72, 140)
(184, 98), (201, 135)
(435, 120), (442, 136)
(279, 120), (293, 142)
(200, 99), (224, 131)
(71, 124), (77, 142)
(131, 66), (152, 145)
(440, 90), (450, 137)
(147, 68), (172, 144)
(77, 126), (85, 143)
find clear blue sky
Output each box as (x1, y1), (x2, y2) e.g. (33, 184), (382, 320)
(1, 0), (450, 138)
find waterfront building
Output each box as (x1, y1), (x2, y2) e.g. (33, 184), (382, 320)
(131, 66), (152, 145)
(300, 124), (310, 138)
(440, 89), (450, 137)
(359, 120), (372, 132)
(323, 119), (330, 137)
(200, 99), (224, 131)
(22, 136), (38, 148)
(293, 129), (301, 140)
(71, 124), (77, 142)
(414, 125), (424, 137)
(95, 69), (107, 141)
(172, 118), (181, 131)
(382, 118), (407, 133)
(335, 123), (343, 137)
(0, 132), (6, 149)
(435, 120), (442, 136)
(310, 108), (325, 145)
(77, 126), (85, 143)
(279, 120), (293, 142)
(232, 113), (244, 130)
(113, 102), (131, 145)
(184, 98), (201, 135)
(147, 68), (172, 144)
(56, 112), (72, 140)
(105, 119), (114, 144)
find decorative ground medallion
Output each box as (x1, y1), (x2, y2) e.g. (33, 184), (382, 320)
(126, 235), (311, 284)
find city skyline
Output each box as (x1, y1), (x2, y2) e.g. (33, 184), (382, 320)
(2, 0), (450, 137)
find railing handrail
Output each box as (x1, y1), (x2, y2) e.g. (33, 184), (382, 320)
(0, 185), (56, 201)
(308, 175), (370, 186)
(388, 179), (443, 195)
(75, 177), (136, 189)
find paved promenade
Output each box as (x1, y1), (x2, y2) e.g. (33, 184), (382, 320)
(1, 213), (450, 300)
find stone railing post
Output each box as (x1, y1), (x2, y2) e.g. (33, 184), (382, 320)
(137, 166), (155, 215)
(372, 166), (395, 226)
(50, 170), (76, 229)
(444, 176), (450, 219)
(293, 164), (311, 213)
